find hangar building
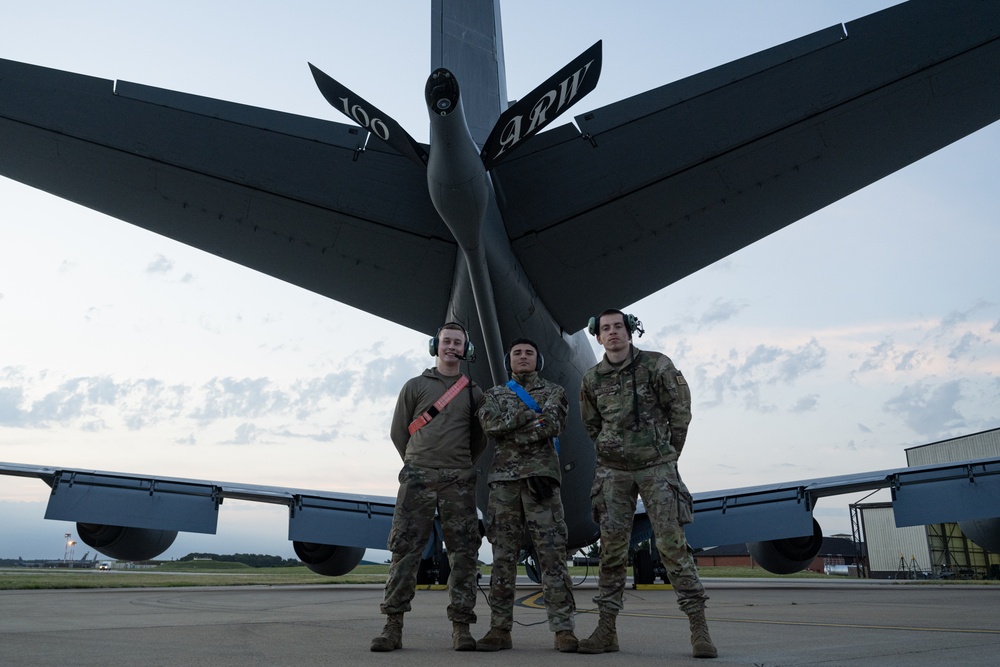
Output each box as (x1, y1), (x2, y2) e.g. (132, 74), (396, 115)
(853, 427), (1000, 579)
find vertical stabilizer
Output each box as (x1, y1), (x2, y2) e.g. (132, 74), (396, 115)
(431, 0), (507, 146)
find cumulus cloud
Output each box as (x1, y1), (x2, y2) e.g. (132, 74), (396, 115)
(359, 354), (425, 399)
(948, 331), (982, 360)
(883, 380), (965, 437)
(191, 377), (292, 422)
(695, 338), (826, 412)
(226, 422), (265, 445)
(0, 375), (180, 429)
(697, 298), (746, 328)
(855, 336), (927, 376)
(856, 337), (893, 375)
(725, 338), (826, 385)
(290, 371), (357, 420)
(0, 386), (25, 425)
(790, 394), (819, 413)
(146, 254), (174, 274)
(895, 349), (920, 372)
(272, 426), (342, 443)
(25, 377), (97, 423)
(0, 349), (423, 447)
(777, 339), (826, 382)
(144, 254), (194, 283)
(938, 301), (992, 333)
(742, 344), (783, 372)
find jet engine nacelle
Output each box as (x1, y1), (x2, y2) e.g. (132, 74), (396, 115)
(293, 541), (365, 576)
(77, 523), (178, 561)
(958, 517), (1000, 553)
(746, 518), (824, 575)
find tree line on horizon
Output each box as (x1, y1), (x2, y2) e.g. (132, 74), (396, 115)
(178, 553), (301, 568)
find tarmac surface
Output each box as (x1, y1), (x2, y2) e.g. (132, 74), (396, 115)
(2, 577), (999, 666)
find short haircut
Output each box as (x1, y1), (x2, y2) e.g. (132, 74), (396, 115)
(597, 309), (630, 338)
(439, 322), (466, 337)
(507, 337), (539, 354)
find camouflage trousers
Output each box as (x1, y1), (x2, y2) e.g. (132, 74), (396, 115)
(485, 479), (576, 632)
(591, 463), (708, 615)
(381, 463), (481, 624)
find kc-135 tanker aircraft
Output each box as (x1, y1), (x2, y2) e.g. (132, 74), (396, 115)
(2, 0), (1000, 579)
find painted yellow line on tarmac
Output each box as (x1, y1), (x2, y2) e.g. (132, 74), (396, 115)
(518, 591), (546, 609)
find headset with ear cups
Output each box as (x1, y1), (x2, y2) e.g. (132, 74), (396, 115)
(587, 312), (641, 337)
(503, 347), (545, 374)
(428, 322), (476, 360)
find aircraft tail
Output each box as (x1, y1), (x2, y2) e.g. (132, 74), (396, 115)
(431, 0), (507, 146)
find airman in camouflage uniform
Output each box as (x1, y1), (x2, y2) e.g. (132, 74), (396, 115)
(475, 338), (578, 653)
(578, 310), (717, 659)
(371, 323), (486, 653)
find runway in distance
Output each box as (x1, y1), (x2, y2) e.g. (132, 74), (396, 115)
(2, 1), (1000, 575)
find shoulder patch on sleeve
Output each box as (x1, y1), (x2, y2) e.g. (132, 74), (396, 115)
(675, 373), (687, 385)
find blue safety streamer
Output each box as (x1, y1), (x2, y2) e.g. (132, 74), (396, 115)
(506, 379), (560, 454)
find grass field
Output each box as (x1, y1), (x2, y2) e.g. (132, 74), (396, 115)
(0, 562), (837, 591)
(0, 563), (388, 590)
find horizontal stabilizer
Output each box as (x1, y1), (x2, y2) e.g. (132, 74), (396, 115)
(481, 40), (602, 170)
(309, 62), (428, 167)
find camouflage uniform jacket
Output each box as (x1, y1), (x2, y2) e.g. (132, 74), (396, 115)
(478, 371), (568, 483)
(390, 368), (486, 468)
(580, 347), (691, 471)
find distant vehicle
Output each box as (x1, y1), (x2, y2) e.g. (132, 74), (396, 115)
(98, 561), (111, 571)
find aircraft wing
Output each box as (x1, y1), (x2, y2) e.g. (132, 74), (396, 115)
(492, 0), (1000, 329)
(8, 454), (1000, 568)
(679, 457), (1000, 548)
(0, 59), (454, 337)
(0, 461), (395, 551)
(2, 2), (997, 338)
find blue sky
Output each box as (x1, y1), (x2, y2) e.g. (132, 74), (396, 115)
(1, 1), (999, 561)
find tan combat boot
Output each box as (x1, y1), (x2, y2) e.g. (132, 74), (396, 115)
(370, 613), (403, 652)
(452, 622), (477, 651)
(476, 627), (512, 651)
(554, 629), (579, 653)
(577, 611), (619, 654)
(688, 610), (718, 659)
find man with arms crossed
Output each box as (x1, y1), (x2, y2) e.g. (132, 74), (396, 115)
(371, 322), (486, 652)
(578, 309), (717, 659)
(475, 338), (578, 652)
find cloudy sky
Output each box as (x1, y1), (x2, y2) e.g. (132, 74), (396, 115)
(2, 1), (998, 562)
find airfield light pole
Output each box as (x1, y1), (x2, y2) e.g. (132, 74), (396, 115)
(63, 533), (76, 563)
